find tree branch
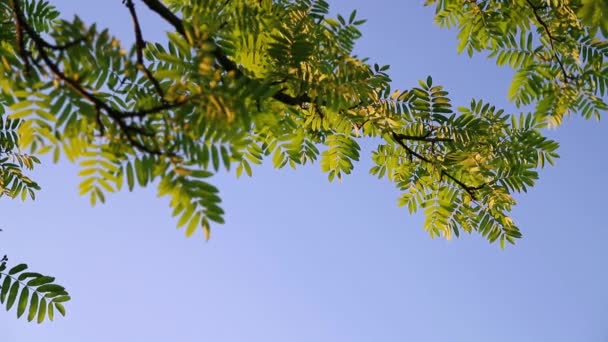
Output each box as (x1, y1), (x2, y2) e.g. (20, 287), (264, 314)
(391, 131), (484, 200)
(140, 0), (184, 35)
(9, 0), (173, 156)
(525, 0), (571, 83)
(139, 0), (312, 107)
(392, 132), (452, 143)
(124, 0), (165, 99)
(38, 36), (87, 51)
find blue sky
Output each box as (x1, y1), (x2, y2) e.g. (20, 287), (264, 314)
(1, 1), (607, 341)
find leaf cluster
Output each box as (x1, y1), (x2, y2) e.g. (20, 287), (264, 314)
(0, 0), (604, 249)
(427, 0), (608, 126)
(0, 258), (68, 323)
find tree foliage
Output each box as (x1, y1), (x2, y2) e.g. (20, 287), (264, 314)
(0, 255), (69, 323)
(0, 0), (606, 321)
(429, 0), (608, 124)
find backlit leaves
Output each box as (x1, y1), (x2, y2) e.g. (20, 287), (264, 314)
(428, 0), (608, 125)
(0, 0), (605, 250)
(0, 110), (41, 200)
(321, 134), (360, 182)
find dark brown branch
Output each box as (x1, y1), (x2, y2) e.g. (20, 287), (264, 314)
(10, 0), (170, 156)
(525, 0), (571, 83)
(440, 171), (484, 200)
(94, 104), (106, 136)
(393, 132), (452, 143)
(525, 0), (549, 11)
(270, 81), (466, 193)
(391, 131), (484, 200)
(121, 100), (187, 118)
(138, 0), (245, 103)
(392, 132), (431, 161)
(124, 0), (165, 99)
(139, 0), (310, 107)
(38, 37), (86, 51)
(140, 0), (184, 35)
(11, 0), (30, 75)
(272, 91), (312, 106)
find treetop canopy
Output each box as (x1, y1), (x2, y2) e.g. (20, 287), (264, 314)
(0, 0), (605, 248)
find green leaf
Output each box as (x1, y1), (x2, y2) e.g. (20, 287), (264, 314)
(0, 276), (11, 303)
(177, 205), (196, 228)
(135, 158), (147, 187)
(243, 160), (252, 177)
(6, 281), (20, 310)
(191, 170), (213, 178)
(37, 298), (47, 323)
(185, 212), (202, 237)
(220, 145), (231, 171)
(47, 301), (54, 321)
(27, 292), (39, 322)
(126, 162), (135, 191)
(36, 284), (65, 293)
(55, 303), (66, 317)
(16, 286), (29, 318)
(8, 264), (27, 275)
(27, 276), (55, 287)
(51, 295), (71, 303)
(211, 146), (220, 171)
(18, 272), (43, 281)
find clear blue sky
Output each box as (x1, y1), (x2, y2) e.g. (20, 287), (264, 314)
(2, 1), (607, 341)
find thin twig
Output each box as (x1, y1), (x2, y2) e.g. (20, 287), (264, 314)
(393, 132), (452, 143)
(11, 0), (30, 75)
(525, 0), (571, 83)
(124, 0), (165, 99)
(38, 37), (87, 51)
(10, 0), (170, 155)
(140, 0), (184, 35)
(391, 131), (484, 200)
(139, 0), (310, 106)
